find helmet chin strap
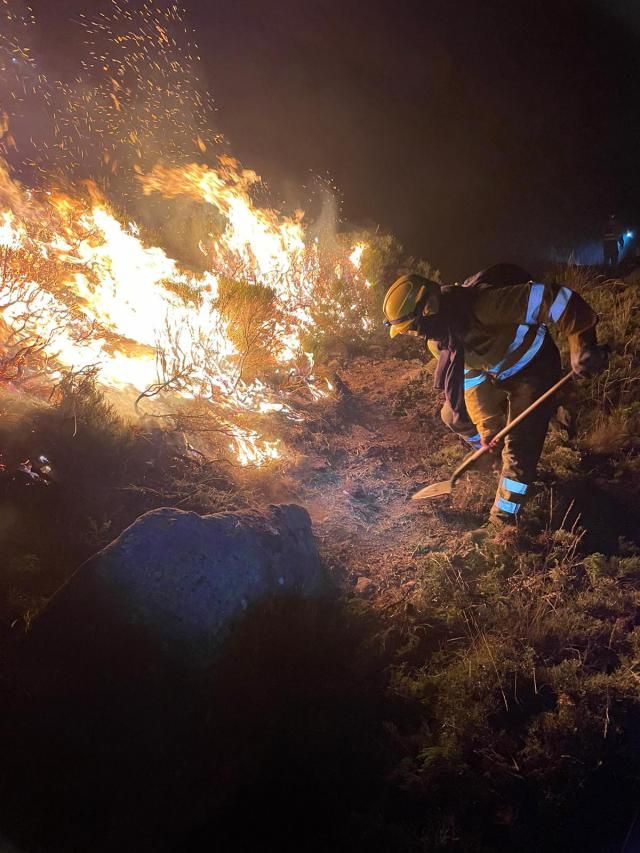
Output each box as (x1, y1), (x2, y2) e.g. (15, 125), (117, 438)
(416, 312), (445, 341)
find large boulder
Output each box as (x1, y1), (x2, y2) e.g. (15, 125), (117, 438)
(0, 504), (331, 852)
(25, 503), (327, 672)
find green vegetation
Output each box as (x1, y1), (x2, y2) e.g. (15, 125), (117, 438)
(386, 530), (640, 850)
(303, 230), (440, 361)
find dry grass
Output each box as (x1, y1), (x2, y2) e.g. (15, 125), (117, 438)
(581, 410), (632, 455)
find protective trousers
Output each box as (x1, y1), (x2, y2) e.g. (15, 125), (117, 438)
(603, 238), (619, 267)
(442, 336), (562, 522)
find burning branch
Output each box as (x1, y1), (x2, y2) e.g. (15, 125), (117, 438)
(0, 153), (377, 466)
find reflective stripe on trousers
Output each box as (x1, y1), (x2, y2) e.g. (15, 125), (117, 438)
(494, 476), (529, 517)
(488, 336), (562, 523)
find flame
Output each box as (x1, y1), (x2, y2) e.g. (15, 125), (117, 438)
(140, 160), (318, 312)
(232, 428), (281, 467)
(0, 158), (373, 465)
(349, 243), (365, 269)
(0, 0), (379, 466)
(349, 241), (372, 289)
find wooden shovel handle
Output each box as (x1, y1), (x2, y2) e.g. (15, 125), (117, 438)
(450, 372), (574, 486)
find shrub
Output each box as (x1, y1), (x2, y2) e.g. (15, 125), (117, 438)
(0, 371), (238, 627)
(386, 525), (640, 850)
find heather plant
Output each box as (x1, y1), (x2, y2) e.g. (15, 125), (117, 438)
(388, 527), (640, 850)
(303, 229), (440, 362)
(216, 277), (284, 382)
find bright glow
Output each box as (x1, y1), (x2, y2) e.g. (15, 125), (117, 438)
(0, 159), (372, 466)
(349, 243), (366, 269)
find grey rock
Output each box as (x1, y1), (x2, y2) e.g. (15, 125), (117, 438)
(27, 503), (327, 671)
(1, 505), (329, 852)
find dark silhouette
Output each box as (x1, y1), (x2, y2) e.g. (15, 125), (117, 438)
(603, 214), (624, 267)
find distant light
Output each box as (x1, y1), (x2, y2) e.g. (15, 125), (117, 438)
(626, 231), (634, 239)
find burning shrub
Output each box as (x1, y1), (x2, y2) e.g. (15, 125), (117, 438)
(0, 158), (389, 465)
(216, 277), (284, 383)
(0, 230), (78, 385)
(302, 230), (435, 361)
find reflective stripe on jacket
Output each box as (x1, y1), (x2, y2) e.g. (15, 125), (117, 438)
(435, 282), (597, 393)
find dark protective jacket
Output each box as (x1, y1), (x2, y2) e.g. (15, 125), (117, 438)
(603, 218), (624, 250)
(428, 281), (597, 434)
(462, 281), (596, 375)
(429, 279), (598, 521)
(603, 218), (621, 241)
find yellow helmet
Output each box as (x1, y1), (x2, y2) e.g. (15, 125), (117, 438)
(383, 274), (440, 338)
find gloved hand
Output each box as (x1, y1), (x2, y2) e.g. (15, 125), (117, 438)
(571, 344), (610, 378)
(481, 433), (503, 451)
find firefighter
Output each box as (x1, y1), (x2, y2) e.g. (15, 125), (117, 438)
(603, 214), (624, 267)
(383, 264), (608, 534)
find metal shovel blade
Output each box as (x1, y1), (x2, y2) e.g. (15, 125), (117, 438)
(411, 479), (453, 501)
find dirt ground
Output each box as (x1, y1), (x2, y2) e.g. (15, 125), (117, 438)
(0, 352), (499, 622)
(248, 353), (496, 608)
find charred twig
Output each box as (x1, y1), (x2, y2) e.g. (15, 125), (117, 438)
(134, 367), (193, 413)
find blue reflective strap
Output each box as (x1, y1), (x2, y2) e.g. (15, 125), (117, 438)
(464, 373), (487, 390)
(489, 323), (529, 375)
(496, 326), (547, 380)
(526, 283), (545, 324)
(467, 432), (482, 447)
(549, 286), (572, 322)
(502, 477), (528, 495)
(496, 497), (520, 515)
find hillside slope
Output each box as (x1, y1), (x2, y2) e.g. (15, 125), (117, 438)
(2, 270), (640, 851)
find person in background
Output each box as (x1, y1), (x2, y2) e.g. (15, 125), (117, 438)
(603, 214), (624, 267)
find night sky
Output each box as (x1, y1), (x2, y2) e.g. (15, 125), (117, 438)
(29, 0), (640, 280)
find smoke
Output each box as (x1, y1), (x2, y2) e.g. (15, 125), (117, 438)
(309, 185), (340, 254)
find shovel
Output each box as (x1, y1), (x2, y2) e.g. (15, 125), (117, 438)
(411, 371), (574, 501)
